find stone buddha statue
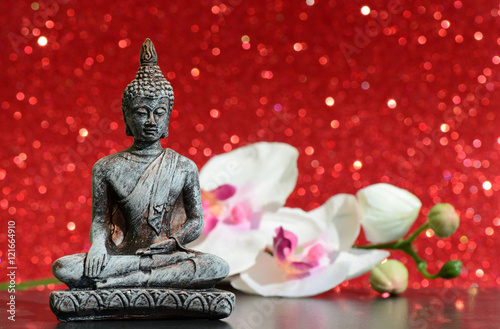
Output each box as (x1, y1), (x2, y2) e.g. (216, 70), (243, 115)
(52, 39), (229, 292)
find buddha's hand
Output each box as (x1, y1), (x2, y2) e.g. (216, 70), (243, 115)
(136, 239), (176, 255)
(85, 245), (109, 278)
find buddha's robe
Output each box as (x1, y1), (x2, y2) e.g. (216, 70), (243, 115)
(109, 149), (188, 254)
(52, 149), (229, 289)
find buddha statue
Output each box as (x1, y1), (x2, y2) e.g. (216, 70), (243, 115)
(51, 39), (230, 291)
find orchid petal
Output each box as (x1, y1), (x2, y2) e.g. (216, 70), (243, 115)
(231, 252), (350, 297)
(304, 244), (328, 265)
(337, 249), (391, 279)
(288, 260), (318, 271)
(187, 223), (267, 276)
(230, 274), (256, 295)
(261, 194), (360, 251)
(259, 207), (325, 247)
(357, 183), (422, 243)
(225, 201), (253, 225)
(311, 194), (361, 250)
(199, 142), (298, 212)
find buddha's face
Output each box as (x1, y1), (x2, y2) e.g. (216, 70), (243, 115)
(124, 97), (170, 141)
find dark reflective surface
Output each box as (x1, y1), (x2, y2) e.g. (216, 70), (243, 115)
(56, 319), (231, 329)
(1, 287), (498, 329)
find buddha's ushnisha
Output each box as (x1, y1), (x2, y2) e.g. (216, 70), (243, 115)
(52, 39), (229, 289)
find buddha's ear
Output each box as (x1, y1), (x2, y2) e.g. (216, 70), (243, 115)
(122, 102), (134, 136)
(161, 109), (170, 138)
(161, 127), (169, 139)
(125, 122), (133, 136)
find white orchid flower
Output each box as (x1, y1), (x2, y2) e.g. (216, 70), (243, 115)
(188, 142), (299, 276)
(231, 194), (390, 297)
(357, 183), (422, 244)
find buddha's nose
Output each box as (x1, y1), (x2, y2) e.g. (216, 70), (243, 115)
(146, 112), (156, 125)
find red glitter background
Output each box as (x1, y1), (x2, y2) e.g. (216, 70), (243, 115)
(1, 0), (499, 290)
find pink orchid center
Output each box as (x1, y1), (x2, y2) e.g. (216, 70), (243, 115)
(213, 184), (236, 201)
(225, 201), (252, 225)
(201, 184), (252, 233)
(273, 226), (328, 276)
(202, 215), (218, 234)
(202, 200), (218, 233)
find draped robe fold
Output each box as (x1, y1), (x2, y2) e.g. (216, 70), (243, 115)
(107, 149), (187, 254)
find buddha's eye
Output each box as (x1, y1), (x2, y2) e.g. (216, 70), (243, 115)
(135, 107), (148, 114)
(155, 108), (166, 115)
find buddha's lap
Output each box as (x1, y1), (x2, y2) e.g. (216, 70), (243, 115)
(54, 251), (228, 279)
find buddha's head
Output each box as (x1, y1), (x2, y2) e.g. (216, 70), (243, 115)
(122, 39), (174, 141)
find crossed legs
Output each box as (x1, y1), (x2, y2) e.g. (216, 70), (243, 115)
(52, 252), (229, 289)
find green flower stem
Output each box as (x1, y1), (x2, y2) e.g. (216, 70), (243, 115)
(0, 277), (61, 291)
(399, 238), (439, 280)
(355, 222), (439, 279)
(405, 222), (429, 244)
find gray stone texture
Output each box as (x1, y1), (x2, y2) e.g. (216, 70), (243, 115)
(50, 288), (235, 321)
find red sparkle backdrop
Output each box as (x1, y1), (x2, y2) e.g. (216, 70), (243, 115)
(1, 0), (499, 290)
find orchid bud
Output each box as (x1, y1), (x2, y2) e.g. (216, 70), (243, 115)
(370, 259), (409, 295)
(357, 183), (422, 244)
(427, 203), (460, 238)
(437, 260), (463, 279)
